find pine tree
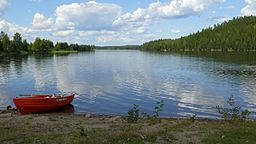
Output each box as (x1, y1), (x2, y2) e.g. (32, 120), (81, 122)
(140, 16), (256, 52)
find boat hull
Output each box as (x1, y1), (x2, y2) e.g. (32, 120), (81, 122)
(13, 94), (75, 114)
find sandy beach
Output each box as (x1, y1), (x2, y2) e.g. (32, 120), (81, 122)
(0, 109), (256, 144)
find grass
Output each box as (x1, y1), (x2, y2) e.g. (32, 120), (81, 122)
(202, 121), (256, 144)
(1, 114), (256, 144)
(72, 127), (144, 144)
(48, 117), (58, 121)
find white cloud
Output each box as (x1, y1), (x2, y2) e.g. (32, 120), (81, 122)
(147, 0), (225, 19)
(78, 30), (116, 37)
(47, 1), (151, 43)
(0, 0), (8, 16)
(32, 13), (53, 29)
(0, 0), (144, 45)
(0, 20), (35, 34)
(31, 0), (226, 41)
(96, 36), (113, 43)
(0, 0), (228, 45)
(241, 0), (256, 16)
(0, 20), (37, 41)
(54, 1), (122, 31)
(134, 26), (147, 34)
(52, 30), (74, 37)
(113, 0), (225, 32)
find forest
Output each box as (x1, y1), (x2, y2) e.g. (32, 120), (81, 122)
(140, 16), (256, 52)
(0, 32), (95, 54)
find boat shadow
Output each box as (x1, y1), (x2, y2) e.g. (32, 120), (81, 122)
(46, 104), (75, 114)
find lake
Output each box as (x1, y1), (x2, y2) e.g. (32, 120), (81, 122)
(0, 50), (256, 118)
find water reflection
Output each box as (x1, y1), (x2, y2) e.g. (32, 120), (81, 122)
(172, 52), (256, 65)
(0, 50), (256, 118)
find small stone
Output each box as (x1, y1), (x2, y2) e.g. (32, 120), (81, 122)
(85, 114), (92, 118)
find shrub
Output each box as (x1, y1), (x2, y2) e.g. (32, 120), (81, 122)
(190, 114), (197, 122)
(126, 100), (165, 123)
(127, 104), (140, 123)
(153, 100), (164, 118)
(216, 96), (251, 121)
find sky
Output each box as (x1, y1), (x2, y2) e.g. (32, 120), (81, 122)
(0, 0), (255, 46)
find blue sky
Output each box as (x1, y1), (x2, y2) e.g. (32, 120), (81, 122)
(0, 0), (255, 45)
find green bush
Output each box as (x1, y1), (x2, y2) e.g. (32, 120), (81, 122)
(127, 104), (140, 123)
(216, 96), (251, 121)
(127, 100), (165, 123)
(190, 114), (197, 122)
(153, 100), (164, 118)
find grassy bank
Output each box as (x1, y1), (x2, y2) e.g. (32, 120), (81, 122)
(0, 112), (256, 144)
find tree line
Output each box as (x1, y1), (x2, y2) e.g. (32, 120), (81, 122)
(0, 32), (95, 54)
(140, 16), (256, 52)
(96, 45), (139, 50)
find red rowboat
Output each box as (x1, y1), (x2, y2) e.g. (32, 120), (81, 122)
(13, 94), (75, 114)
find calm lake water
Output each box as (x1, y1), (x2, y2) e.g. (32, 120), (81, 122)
(0, 50), (256, 118)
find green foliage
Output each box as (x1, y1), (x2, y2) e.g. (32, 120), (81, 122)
(22, 40), (29, 51)
(190, 114), (197, 122)
(241, 109), (251, 120)
(216, 96), (251, 121)
(153, 100), (164, 118)
(54, 42), (69, 51)
(141, 112), (150, 119)
(127, 104), (140, 123)
(9, 33), (23, 53)
(0, 40), (2, 51)
(70, 43), (95, 51)
(0, 31), (10, 52)
(140, 16), (256, 52)
(31, 37), (41, 52)
(127, 100), (165, 123)
(0, 31), (95, 54)
(54, 42), (94, 52)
